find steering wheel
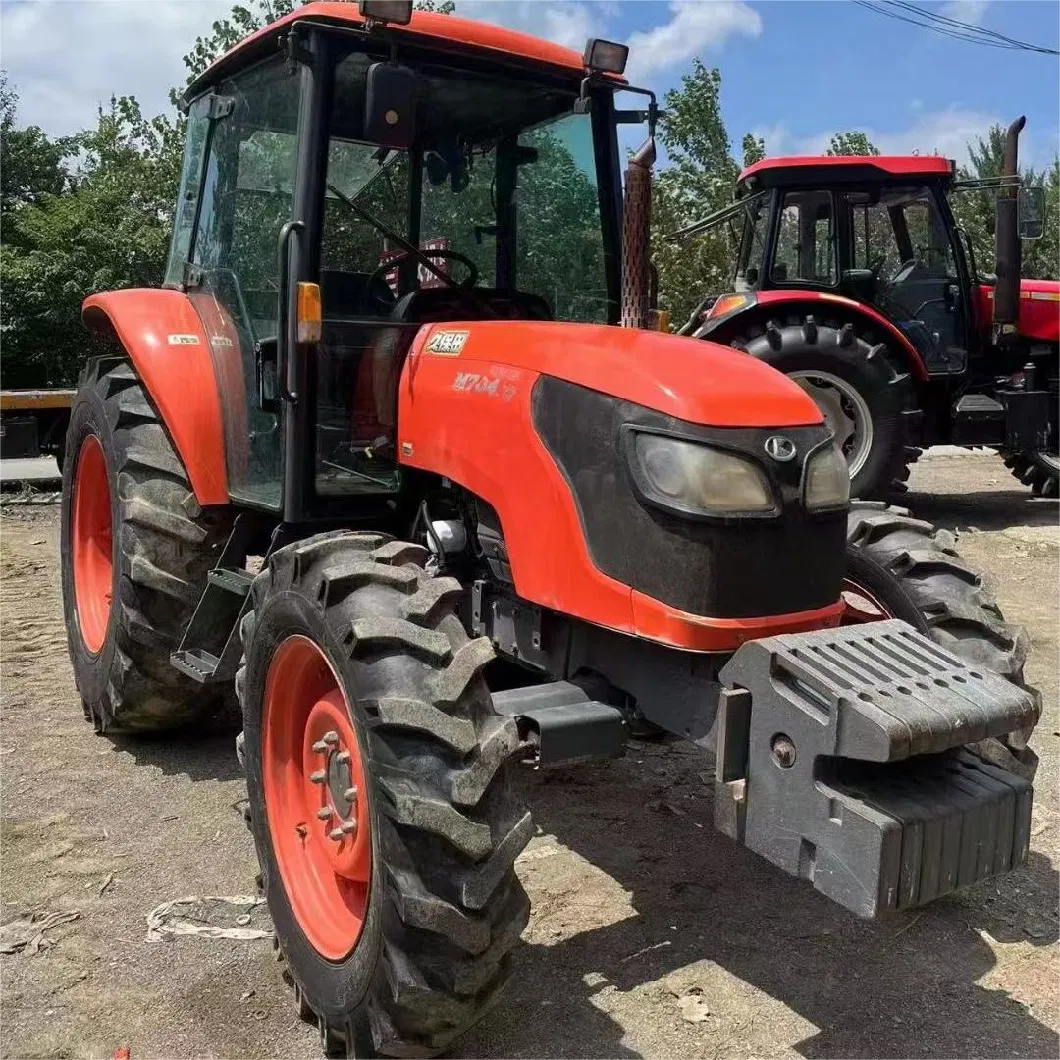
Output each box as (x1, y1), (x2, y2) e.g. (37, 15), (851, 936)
(364, 249), (479, 312)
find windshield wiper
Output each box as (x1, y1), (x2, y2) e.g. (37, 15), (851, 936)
(327, 182), (499, 318)
(328, 182), (460, 290)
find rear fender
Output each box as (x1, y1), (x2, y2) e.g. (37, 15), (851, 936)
(82, 289), (228, 505)
(706, 291), (930, 383)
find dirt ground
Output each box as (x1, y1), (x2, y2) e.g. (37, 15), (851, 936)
(1, 450), (1057, 1060)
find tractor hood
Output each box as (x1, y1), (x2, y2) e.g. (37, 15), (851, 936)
(976, 279), (1060, 344)
(407, 320), (823, 428)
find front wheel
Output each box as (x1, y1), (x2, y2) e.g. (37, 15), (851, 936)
(844, 502), (1039, 780)
(238, 532), (531, 1057)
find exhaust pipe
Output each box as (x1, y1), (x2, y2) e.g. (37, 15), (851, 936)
(992, 115), (1025, 342)
(621, 138), (656, 329)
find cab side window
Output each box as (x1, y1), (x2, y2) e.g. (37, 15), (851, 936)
(772, 190), (836, 285)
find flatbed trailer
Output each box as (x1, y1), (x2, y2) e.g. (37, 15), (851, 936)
(0, 389), (75, 464)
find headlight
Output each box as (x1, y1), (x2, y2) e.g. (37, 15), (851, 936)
(804, 443), (850, 510)
(632, 433), (776, 516)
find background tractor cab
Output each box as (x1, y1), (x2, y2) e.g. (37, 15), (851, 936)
(678, 120), (1059, 500)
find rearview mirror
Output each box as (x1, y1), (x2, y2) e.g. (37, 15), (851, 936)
(1018, 185), (1045, 240)
(364, 63), (418, 150)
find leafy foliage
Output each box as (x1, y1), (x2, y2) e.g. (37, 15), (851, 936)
(949, 124), (1059, 283)
(651, 61), (743, 329)
(1, 95), (182, 386)
(826, 131), (880, 156)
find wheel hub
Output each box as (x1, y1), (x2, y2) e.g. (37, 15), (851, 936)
(263, 636), (372, 960)
(789, 370), (874, 480)
(71, 434), (113, 655)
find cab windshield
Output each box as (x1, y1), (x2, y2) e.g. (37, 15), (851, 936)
(321, 48), (613, 324)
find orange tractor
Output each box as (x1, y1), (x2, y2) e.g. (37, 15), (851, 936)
(61, 4), (1040, 1055)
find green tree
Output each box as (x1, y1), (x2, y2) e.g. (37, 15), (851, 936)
(2, 96), (182, 386)
(1, 75), (71, 220)
(651, 61), (760, 328)
(949, 124), (1059, 282)
(741, 132), (766, 168)
(826, 131), (880, 156)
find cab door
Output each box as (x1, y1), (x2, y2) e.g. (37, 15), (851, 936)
(175, 57), (304, 508)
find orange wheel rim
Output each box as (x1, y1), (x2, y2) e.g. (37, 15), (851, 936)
(263, 635), (372, 960)
(840, 578), (895, 625)
(72, 434), (113, 654)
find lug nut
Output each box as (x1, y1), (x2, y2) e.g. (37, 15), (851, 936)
(311, 740), (328, 754)
(771, 734), (797, 769)
(335, 750), (351, 765)
(328, 828), (344, 842)
(310, 770), (326, 784)
(341, 819), (356, 835)
(344, 786), (358, 802)
(323, 731), (340, 746)
(316, 807), (333, 821)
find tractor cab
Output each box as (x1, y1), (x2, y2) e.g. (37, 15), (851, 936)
(675, 129), (1059, 500)
(166, 2), (642, 518)
(720, 155), (978, 372)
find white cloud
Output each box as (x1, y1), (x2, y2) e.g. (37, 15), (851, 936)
(749, 121), (789, 155)
(1, 0), (235, 136)
(625, 0), (762, 80)
(3, 0), (764, 139)
(794, 106), (1002, 164)
(940, 0), (990, 27)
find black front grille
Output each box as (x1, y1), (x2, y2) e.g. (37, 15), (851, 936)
(531, 376), (846, 620)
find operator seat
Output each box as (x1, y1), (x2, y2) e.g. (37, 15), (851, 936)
(387, 286), (553, 324)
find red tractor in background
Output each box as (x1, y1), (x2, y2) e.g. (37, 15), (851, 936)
(59, 3), (1041, 1055)
(676, 124), (1059, 500)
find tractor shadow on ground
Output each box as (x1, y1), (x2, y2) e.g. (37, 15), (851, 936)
(104, 721), (244, 784)
(465, 747), (1059, 1060)
(901, 486), (1058, 534)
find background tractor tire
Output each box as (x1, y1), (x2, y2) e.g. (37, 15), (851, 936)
(720, 314), (919, 499)
(1002, 449), (1060, 498)
(238, 532), (531, 1058)
(846, 501), (1039, 781)
(61, 357), (234, 732)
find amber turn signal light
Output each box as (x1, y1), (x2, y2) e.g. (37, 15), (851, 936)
(296, 282), (322, 344)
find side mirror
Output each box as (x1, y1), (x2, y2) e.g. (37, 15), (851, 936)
(1018, 185), (1045, 240)
(364, 63), (418, 150)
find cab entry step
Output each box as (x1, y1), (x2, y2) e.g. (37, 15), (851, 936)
(715, 620), (1038, 917)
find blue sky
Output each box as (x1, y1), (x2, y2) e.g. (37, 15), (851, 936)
(2, 0), (1058, 168)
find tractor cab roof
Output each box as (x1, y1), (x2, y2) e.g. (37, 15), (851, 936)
(737, 154), (956, 191)
(185, 1), (605, 102)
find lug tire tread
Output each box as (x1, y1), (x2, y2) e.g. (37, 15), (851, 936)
(238, 532), (530, 1057)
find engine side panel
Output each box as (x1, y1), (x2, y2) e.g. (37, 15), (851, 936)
(82, 289), (229, 505)
(975, 280), (1060, 344)
(397, 322), (844, 650)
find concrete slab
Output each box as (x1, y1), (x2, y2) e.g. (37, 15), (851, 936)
(0, 456), (62, 485)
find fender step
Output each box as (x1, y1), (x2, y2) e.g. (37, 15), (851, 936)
(715, 619), (1037, 917)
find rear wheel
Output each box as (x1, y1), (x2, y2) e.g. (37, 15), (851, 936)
(1002, 448), (1059, 498)
(239, 532), (531, 1057)
(60, 358), (234, 731)
(719, 314), (919, 499)
(844, 501), (1039, 780)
